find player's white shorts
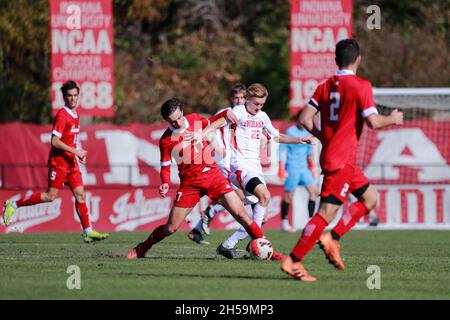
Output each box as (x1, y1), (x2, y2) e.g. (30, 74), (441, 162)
(229, 166), (263, 205)
(216, 157), (239, 191)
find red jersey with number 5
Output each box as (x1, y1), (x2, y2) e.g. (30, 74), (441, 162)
(48, 106), (80, 170)
(308, 70), (378, 174)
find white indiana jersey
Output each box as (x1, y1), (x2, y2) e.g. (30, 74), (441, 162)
(230, 104), (279, 171)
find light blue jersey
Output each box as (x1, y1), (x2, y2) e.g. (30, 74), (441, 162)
(279, 125), (315, 191)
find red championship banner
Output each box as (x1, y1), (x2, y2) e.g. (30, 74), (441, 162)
(50, 0), (114, 117)
(290, 0), (353, 115)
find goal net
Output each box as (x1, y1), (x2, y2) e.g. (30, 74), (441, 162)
(354, 87), (450, 227)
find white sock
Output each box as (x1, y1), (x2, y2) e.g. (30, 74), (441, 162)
(222, 204), (266, 249)
(252, 203), (265, 226)
(210, 203), (225, 218)
(282, 219), (290, 228)
(83, 227), (93, 235)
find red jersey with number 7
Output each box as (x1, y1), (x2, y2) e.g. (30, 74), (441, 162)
(48, 106), (80, 170)
(159, 113), (222, 182)
(307, 70), (378, 174)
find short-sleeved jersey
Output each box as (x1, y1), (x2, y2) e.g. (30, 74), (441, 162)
(308, 70), (378, 174)
(278, 125), (312, 171)
(48, 106), (80, 169)
(159, 113), (217, 182)
(230, 104), (280, 169)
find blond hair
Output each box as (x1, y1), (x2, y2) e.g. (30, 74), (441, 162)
(246, 83), (268, 99)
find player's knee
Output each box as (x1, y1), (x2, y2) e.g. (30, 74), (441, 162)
(360, 188), (377, 210)
(44, 192), (58, 202)
(258, 192), (271, 207)
(284, 192), (293, 203)
(363, 196), (377, 211)
(309, 188), (318, 200)
(74, 193), (86, 203)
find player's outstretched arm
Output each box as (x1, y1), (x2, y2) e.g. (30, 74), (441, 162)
(277, 133), (313, 144)
(366, 109), (403, 130)
(51, 135), (87, 160)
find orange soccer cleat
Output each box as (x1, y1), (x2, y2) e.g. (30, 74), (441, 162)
(280, 256), (317, 282)
(318, 232), (345, 270)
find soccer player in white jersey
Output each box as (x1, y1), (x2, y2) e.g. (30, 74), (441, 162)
(216, 83), (313, 259)
(187, 84), (256, 244)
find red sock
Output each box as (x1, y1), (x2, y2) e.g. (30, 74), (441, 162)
(75, 202), (91, 229)
(332, 201), (370, 238)
(290, 213), (328, 261)
(16, 192), (42, 207)
(244, 221), (264, 239)
(141, 224), (168, 253)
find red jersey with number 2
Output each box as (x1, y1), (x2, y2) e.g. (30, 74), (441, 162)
(308, 70), (378, 174)
(48, 106), (80, 170)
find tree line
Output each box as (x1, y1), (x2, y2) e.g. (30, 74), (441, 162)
(0, 0), (448, 124)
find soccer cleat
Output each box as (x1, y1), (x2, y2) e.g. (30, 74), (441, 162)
(127, 243), (146, 259)
(318, 232), (345, 270)
(369, 216), (380, 227)
(187, 229), (210, 245)
(271, 251), (286, 261)
(201, 206), (213, 235)
(83, 230), (109, 243)
(2, 200), (16, 226)
(281, 222), (297, 233)
(280, 256), (317, 282)
(216, 243), (237, 259)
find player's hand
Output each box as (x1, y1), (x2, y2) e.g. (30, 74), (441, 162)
(225, 109), (237, 124)
(79, 156), (87, 165)
(76, 149), (87, 163)
(300, 136), (314, 144)
(76, 149), (87, 158)
(391, 109), (404, 125)
(311, 166), (319, 179)
(159, 183), (169, 197)
(184, 130), (203, 144)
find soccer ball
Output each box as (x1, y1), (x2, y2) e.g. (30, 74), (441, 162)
(247, 238), (273, 260)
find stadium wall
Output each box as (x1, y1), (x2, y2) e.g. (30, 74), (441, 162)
(0, 121), (449, 233)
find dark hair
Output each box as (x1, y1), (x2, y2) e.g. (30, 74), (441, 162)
(161, 98), (184, 119)
(335, 39), (361, 68)
(229, 83), (246, 98)
(60, 80), (80, 96)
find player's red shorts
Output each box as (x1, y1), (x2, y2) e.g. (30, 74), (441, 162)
(48, 165), (83, 190)
(174, 167), (234, 208)
(321, 163), (369, 203)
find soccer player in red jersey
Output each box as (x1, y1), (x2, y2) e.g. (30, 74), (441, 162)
(281, 39), (404, 282)
(2, 80), (109, 243)
(127, 98), (268, 259)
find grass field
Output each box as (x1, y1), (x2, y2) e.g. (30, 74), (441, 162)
(0, 230), (449, 300)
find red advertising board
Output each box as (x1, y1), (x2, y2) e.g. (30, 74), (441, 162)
(290, 0), (353, 115)
(50, 0), (114, 117)
(0, 119), (449, 233)
(0, 186), (287, 234)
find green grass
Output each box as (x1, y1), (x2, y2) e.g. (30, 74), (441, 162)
(0, 230), (449, 299)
